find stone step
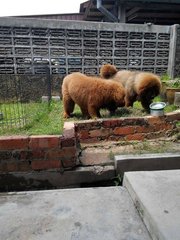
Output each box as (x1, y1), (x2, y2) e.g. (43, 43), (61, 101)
(115, 153), (180, 175)
(123, 170), (180, 240)
(0, 186), (151, 240)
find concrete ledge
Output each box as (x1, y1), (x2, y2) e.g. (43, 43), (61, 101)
(0, 166), (115, 191)
(115, 153), (180, 174)
(123, 170), (180, 240)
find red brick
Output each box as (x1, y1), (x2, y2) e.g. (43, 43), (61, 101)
(61, 137), (76, 147)
(18, 161), (31, 171)
(121, 117), (146, 126)
(135, 126), (152, 133)
(108, 135), (126, 141)
(78, 130), (89, 140)
(32, 150), (46, 160)
(154, 123), (173, 131)
(75, 120), (103, 132)
(20, 151), (33, 160)
(80, 138), (99, 144)
(147, 116), (164, 125)
(126, 133), (145, 141)
(62, 157), (77, 168)
(62, 147), (77, 157)
(46, 150), (63, 160)
(166, 111), (180, 121)
(89, 129), (102, 138)
(0, 162), (7, 172)
(89, 129), (110, 138)
(102, 119), (122, 128)
(0, 136), (29, 150)
(7, 162), (18, 172)
(46, 147), (76, 160)
(0, 151), (12, 161)
(29, 135), (60, 149)
(32, 160), (62, 170)
(113, 126), (135, 135)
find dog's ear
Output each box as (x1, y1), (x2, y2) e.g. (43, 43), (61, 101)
(100, 64), (118, 79)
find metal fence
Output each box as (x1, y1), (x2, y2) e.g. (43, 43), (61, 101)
(0, 68), (51, 131)
(0, 76), (27, 130)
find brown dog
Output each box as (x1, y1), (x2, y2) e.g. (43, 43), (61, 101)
(62, 72), (125, 118)
(100, 64), (162, 112)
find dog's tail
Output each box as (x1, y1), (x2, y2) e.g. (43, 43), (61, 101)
(100, 64), (118, 79)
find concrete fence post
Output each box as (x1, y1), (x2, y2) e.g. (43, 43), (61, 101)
(168, 24), (180, 78)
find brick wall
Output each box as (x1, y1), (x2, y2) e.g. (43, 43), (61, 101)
(0, 122), (80, 174)
(75, 111), (180, 143)
(0, 111), (179, 175)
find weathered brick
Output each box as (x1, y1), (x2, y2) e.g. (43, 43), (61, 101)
(121, 117), (147, 126)
(108, 135), (126, 141)
(63, 122), (75, 138)
(78, 130), (89, 140)
(147, 116), (164, 125)
(32, 150), (46, 160)
(166, 111), (180, 121)
(29, 135), (60, 149)
(46, 150), (63, 160)
(0, 136), (29, 150)
(135, 126), (152, 133)
(46, 147), (76, 160)
(61, 147), (77, 157)
(113, 126), (135, 135)
(62, 157), (77, 168)
(7, 162), (18, 172)
(61, 137), (76, 147)
(18, 161), (31, 171)
(126, 133), (145, 141)
(89, 128), (110, 138)
(75, 120), (101, 131)
(0, 151), (12, 161)
(0, 162), (7, 172)
(154, 123), (173, 131)
(102, 119), (122, 128)
(80, 138), (99, 144)
(20, 150), (33, 160)
(31, 160), (62, 170)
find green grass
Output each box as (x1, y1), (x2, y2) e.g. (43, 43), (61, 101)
(0, 97), (178, 136)
(0, 101), (64, 136)
(161, 73), (171, 82)
(23, 101), (64, 135)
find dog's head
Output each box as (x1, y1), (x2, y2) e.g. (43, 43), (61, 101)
(100, 64), (118, 79)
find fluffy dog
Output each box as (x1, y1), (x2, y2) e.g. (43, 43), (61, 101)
(100, 64), (162, 112)
(62, 72), (125, 119)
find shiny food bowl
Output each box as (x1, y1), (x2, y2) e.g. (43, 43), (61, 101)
(150, 102), (166, 116)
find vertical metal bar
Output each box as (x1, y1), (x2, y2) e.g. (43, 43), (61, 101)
(46, 66), (51, 105)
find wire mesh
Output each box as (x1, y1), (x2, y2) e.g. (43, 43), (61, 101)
(0, 76), (27, 130)
(0, 67), (51, 132)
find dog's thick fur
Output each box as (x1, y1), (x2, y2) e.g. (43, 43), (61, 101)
(100, 64), (162, 112)
(62, 72), (125, 118)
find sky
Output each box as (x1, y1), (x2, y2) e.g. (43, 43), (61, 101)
(0, 0), (86, 17)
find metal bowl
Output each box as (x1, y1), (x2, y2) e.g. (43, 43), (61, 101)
(149, 102), (166, 116)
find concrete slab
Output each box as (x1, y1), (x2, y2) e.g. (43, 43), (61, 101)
(123, 170), (180, 240)
(115, 153), (180, 174)
(0, 187), (151, 240)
